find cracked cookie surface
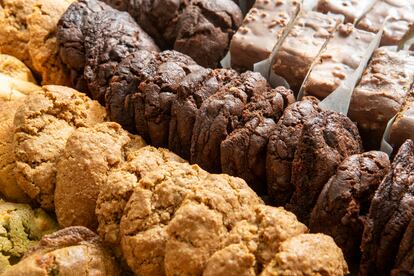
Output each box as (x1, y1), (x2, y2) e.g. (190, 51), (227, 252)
(13, 85), (106, 210)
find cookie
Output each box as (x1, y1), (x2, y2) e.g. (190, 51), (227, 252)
(310, 151), (390, 263)
(2, 227), (119, 275)
(266, 97), (321, 205)
(0, 199), (58, 273)
(360, 139), (414, 276)
(13, 85), (106, 210)
(288, 110), (363, 223)
(55, 122), (146, 230)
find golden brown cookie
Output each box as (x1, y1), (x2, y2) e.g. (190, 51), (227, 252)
(261, 234), (349, 276)
(55, 122), (146, 230)
(2, 226), (119, 275)
(0, 100), (30, 202)
(13, 85), (106, 210)
(0, 54), (35, 83)
(0, 0), (37, 69)
(96, 146), (186, 247)
(27, 0), (73, 85)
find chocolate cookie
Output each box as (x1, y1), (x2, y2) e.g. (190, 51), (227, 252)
(103, 0), (187, 49)
(106, 50), (159, 132)
(173, 0), (243, 68)
(266, 97), (321, 206)
(360, 139), (414, 276)
(169, 68), (238, 160)
(57, 0), (109, 92)
(310, 151), (391, 264)
(392, 217), (414, 275)
(191, 71), (271, 173)
(221, 86), (294, 194)
(288, 110), (363, 223)
(83, 7), (159, 105)
(132, 50), (203, 147)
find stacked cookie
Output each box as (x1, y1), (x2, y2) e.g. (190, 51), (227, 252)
(0, 82), (349, 275)
(102, 0), (243, 68)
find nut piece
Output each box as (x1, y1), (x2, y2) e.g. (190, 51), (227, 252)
(13, 85), (106, 210)
(55, 122), (146, 230)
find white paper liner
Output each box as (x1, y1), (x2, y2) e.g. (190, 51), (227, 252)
(319, 26), (383, 114)
(398, 24), (414, 51)
(380, 115), (397, 156)
(220, 51), (231, 69)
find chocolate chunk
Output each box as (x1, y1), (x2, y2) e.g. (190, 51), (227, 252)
(287, 110), (363, 224)
(221, 86), (294, 194)
(132, 50), (203, 147)
(83, 6), (159, 104)
(169, 68), (237, 160)
(266, 97), (321, 206)
(360, 139), (414, 276)
(191, 71), (270, 173)
(310, 151), (390, 264)
(174, 0), (242, 68)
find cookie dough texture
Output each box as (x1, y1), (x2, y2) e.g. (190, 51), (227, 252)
(0, 0), (73, 85)
(360, 139), (414, 276)
(288, 110), (363, 223)
(55, 122), (146, 230)
(261, 234), (349, 276)
(2, 226), (119, 276)
(310, 151), (391, 263)
(0, 199), (58, 273)
(13, 85), (106, 210)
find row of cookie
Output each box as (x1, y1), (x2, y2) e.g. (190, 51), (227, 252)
(309, 139), (414, 275)
(0, 0), (243, 88)
(230, 1), (414, 150)
(0, 82), (349, 275)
